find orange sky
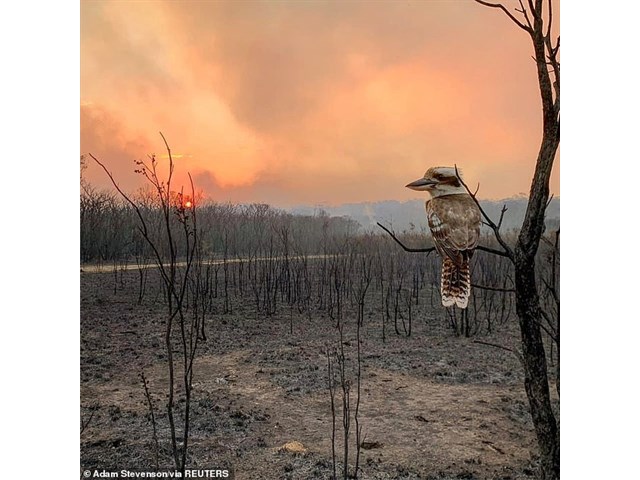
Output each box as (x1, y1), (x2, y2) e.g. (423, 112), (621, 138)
(81, 0), (559, 207)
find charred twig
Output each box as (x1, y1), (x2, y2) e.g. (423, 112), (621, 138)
(454, 165), (514, 260)
(473, 0), (533, 33)
(541, 229), (560, 252)
(90, 153), (173, 296)
(476, 245), (512, 258)
(141, 371), (160, 471)
(539, 309), (558, 342)
(542, 277), (559, 307)
(516, 0), (533, 30)
(327, 348), (337, 480)
(377, 222), (510, 258)
(473, 339), (514, 353)
(80, 409), (96, 435)
(376, 222), (435, 254)
(546, 193), (555, 210)
(472, 283), (515, 293)
(473, 340), (524, 365)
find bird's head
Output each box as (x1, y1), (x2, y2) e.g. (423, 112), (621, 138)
(405, 166), (466, 197)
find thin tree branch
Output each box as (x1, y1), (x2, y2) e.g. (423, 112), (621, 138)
(89, 153), (173, 292)
(545, 0), (553, 41)
(473, 0), (533, 33)
(527, 0), (538, 21)
(376, 222), (435, 254)
(497, 204), (508, 230)
(473, 340), (515, 354)
(540, 235), (558, 251)
(539, 308), (558, 342)
(542, 277), (559, 307)
(473, 340), (524, 365)
(476, 245), (512, 258)
(454, 165), (514, 260)
(517, 0), (533, 29)
(377, 223), (512, 258)
(472, 283), (515, 293)
(159, 131), (174, 188)
(546, 193), (555, 210)
(545, 33), (560, 115)
(80, 409), (96, 435)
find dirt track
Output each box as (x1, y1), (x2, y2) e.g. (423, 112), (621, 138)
(81, 267), (552, 479)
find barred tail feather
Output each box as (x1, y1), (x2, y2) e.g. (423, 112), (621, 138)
(440, 256), (471, 309)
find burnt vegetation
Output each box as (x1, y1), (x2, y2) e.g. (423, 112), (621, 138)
(81, 170), (559, 345)
(81, 1), (559, 476)
(81, 147), (558, 479)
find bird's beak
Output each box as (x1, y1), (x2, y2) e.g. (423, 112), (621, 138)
(405, 177), (437, 191)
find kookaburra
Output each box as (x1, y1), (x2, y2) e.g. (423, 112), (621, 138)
(406, 167), (481, 309)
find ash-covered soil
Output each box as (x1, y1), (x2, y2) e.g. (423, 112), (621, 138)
(81, 266), (556, 479)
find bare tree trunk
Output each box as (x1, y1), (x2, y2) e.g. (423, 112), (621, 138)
(473, 3), (560, 478)
(513, 10), (560, 477)
(514, 84), (560, 480)
(515, 253), (559, 479)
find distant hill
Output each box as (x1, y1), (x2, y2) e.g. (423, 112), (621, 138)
(289, 196), (560, 234)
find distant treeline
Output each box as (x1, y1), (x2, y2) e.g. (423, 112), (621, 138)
(80, 186), (361, 264)
(81, 185), (559, 265)
(291, 196), (560, 234)
(80, 184), (558, 344)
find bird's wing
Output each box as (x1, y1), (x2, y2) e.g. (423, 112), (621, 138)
(426, 196), (481, 266)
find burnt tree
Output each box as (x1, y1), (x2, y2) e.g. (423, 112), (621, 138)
(475, 2), (560, 478)
(379, 1), (560, 477)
